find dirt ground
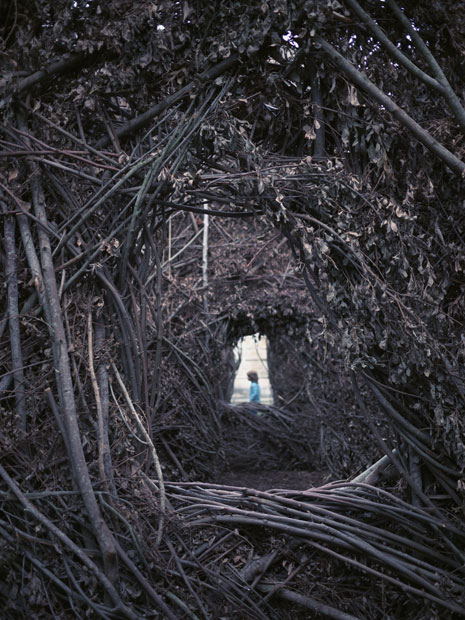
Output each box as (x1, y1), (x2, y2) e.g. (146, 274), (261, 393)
(215, 470), (330, 491)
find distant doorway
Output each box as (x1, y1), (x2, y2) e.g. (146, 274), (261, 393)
(230, 335), (273, 405)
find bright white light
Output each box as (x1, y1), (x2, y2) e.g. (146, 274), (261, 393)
(231, 335), (273, 405)
(282, 30), (299, 48)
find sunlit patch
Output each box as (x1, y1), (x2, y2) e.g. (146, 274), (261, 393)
(231, 334), (273, 405)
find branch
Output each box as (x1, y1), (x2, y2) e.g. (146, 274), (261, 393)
(95, 320), (118, 499)
(351, 452), (397, 485)
(14, 53), (89, 94)
(30, 174), (119, 584)
(315, 36), (465, 176)
(344, 0), (442, 92)
(257, 584), (360, 620)
(0, 464), (138, 619)
(343, 0), (465, 134)
(385, 0), (465, 133)
(95, 54), (239, 148)
(1, 198), (27, 431)
(112, 363), (167, 547)
(88, 311), (115, 499)
(309, 59), (326, 158)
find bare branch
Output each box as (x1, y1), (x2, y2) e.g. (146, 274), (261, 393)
(344, 0), (442, 91)
(1, 198), (27, 431)
(315, 36), (465, 176)
(386, 0), (465, 132)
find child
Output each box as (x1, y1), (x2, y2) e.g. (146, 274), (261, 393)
(247, 371), (261, 403)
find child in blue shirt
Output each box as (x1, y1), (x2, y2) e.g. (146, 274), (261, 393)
(247, 371), (261, 403)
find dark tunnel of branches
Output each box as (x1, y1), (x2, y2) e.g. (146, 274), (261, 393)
(1, 0), (465, 618)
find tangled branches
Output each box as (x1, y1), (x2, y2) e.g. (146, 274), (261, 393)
(165, 479), (465, 618)
(1, 4), (465, 613)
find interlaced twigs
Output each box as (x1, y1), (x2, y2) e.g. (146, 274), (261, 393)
(385, 0), (465, 132)
(143, 222), (164, 414)
(95, 54), (238, 148)
(54, 149), (158, 253)
(111, 362), (167, 547)
(0, 464), (139, 619)
(29, 170), (119, 585)
(314, 35), (465, 176)
(0, 127), (120, 172)
(119, 81), (232, 289)
(351, 373), (465, 562)
(24, 105), (122, 165)
(98, 268), (141, 401)
(165, 480), (465, 616)
(2, 19), (465, 616)
(0, 521), (115, 618)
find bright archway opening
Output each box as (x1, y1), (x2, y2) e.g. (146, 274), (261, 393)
(230, 334), (273, 405)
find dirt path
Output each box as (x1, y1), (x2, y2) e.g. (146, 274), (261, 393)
(215, 470), (330, 491)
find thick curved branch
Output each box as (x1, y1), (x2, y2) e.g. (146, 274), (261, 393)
(315, 36), (465, 176)
(344, 0), (465, 132)
(385, 0), (465, 133)
(344, 0), (441, 91)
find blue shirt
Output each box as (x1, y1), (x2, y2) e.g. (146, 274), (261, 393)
(249, 382), (261, 403)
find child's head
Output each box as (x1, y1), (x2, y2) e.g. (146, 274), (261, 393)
(247, 371), (258, 383)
